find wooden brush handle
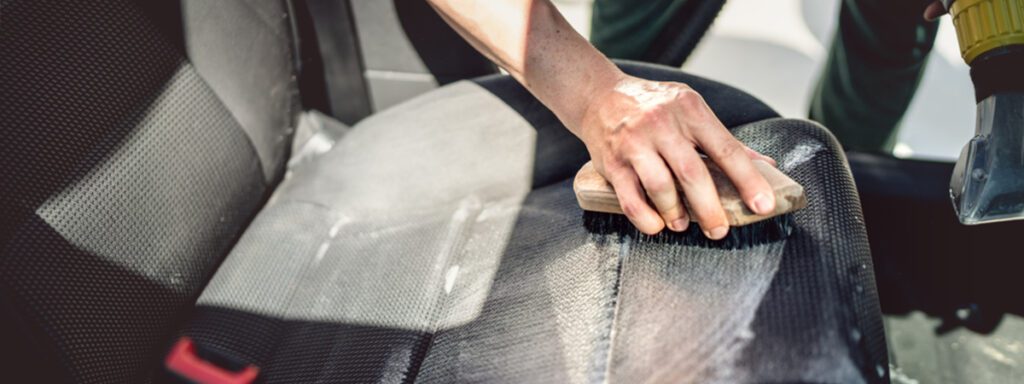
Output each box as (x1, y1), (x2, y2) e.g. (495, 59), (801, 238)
(572, 159), (807, 226)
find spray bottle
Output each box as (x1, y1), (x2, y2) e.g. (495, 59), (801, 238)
(947, 0), (1024, 224)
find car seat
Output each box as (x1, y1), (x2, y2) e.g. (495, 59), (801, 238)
(0, 0), (887, 382)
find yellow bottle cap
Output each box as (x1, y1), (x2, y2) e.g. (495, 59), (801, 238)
(950, 0), (1024, 64)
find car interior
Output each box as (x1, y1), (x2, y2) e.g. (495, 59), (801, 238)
(2, 1), (1021, 383)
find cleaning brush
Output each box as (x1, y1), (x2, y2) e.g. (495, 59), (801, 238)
(573, 159), (807, 249)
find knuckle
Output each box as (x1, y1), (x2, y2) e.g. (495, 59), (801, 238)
(617, 144), (644, 163)
(658, 134), (691, 153)
(646, 177), (673, 194)
(620, 201), (642, 218)
(615, 121), (648, 143)
(603, 158), (624, 172)
(597, 163), (616, 179)
(675, 160), (704, 183)
(657, 202), (681, 216)
(623, 144), (654, 162)
(605, 165), (631, 183)
(603, 136), (624, 155)
(714, 139), (744, 159)
(676, 89), (705, 110)
(606, 134), (635, 154)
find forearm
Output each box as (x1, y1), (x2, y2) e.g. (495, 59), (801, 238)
(430, 0), (778, 237)
(426, 0), (622, 135)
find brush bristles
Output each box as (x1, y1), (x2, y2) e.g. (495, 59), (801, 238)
(582, 211), (794, 249)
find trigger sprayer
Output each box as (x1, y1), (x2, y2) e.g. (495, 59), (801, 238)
(946, 0), (1024, 224)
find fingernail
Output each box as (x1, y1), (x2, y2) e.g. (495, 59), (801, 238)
(753, 193), (774, 214)
(671, 219), (689, 232)
(706, 226), (728, 240)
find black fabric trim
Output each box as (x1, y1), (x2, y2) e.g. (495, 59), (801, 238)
(0, 252), (70, 384)
(304, 0), (374, 125)
(394, 0), (498, 85)
(287, 0), (330, 114)
(970, 45), (1024, 101)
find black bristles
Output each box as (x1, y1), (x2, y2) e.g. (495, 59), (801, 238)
(582, 211), (794, 249)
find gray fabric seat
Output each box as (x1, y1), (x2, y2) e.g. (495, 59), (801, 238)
(1, 1), (297, 382)
(185, 65), (887, 383)
(1, 0), (886, 382)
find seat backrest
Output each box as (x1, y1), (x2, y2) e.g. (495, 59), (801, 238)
(0, 0), (299, 381)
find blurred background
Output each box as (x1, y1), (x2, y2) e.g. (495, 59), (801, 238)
(554, 0), (975, 161)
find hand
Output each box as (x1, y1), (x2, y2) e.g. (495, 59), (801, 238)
(578, 75), (777, 238)
(924, 1), (947, 21)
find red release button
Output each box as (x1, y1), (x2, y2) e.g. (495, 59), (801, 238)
(165, 337), (258, 384)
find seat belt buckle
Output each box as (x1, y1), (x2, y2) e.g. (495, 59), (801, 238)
(165, 337), (259, 384)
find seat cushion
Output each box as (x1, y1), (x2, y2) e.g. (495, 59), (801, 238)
(182, 62), (886, 383)
(0, 0), (299, 382)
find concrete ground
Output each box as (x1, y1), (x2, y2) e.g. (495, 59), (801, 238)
(553, 1), (1024, 382)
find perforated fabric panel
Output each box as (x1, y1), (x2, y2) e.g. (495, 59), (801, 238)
(188, 81), (545, 382)
(416, 120), (885, 384)
(607, 120), (886, 383)
(183, 63), (886, 383)
(0, 0), (283, 382)
(414, 184), (622, 383)
(608, 239), (787, 382)
(733, 120), (887, 382)
(182, 201), (432, 382)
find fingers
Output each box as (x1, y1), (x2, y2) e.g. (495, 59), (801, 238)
(743, 144), (776, 167)
(606, 168), (665, 235)
(659, 144), (730, 240)
(924, 1), (946, 21)
(691, 119), (776, 217)
(630, 155), (689, 232)
(583, 77), (781, 239)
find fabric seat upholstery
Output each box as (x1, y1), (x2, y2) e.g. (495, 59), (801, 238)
(184, 63), (887, 383)
(0, 0), (298, 382)
(0, 0), (887, 382)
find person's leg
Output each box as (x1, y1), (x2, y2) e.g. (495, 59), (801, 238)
(810, 0), (939, 152)
(590, 0), (687, 60)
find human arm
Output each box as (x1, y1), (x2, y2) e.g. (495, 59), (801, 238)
(426, 0), (777, 238)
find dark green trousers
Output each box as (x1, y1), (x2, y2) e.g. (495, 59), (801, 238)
(591, 0), (940, 152)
